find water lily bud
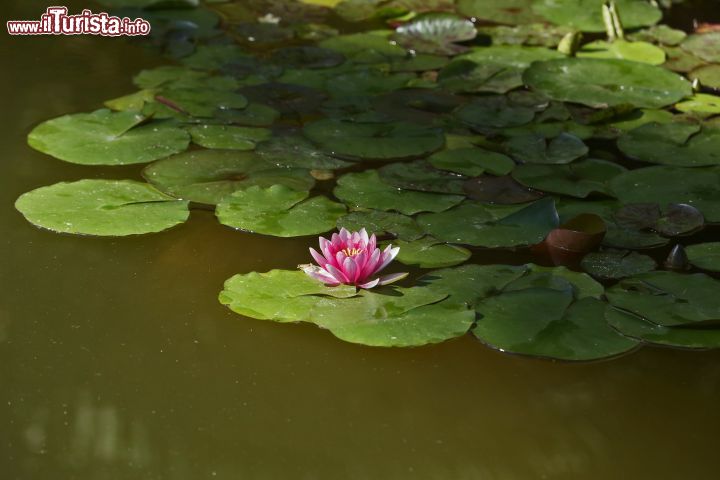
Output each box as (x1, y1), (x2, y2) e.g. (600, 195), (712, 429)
(664, 244), (689, 270)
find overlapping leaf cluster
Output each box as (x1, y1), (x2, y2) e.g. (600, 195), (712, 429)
(16, 0), (720, 358)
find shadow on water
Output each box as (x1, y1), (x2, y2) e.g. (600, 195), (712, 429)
(1, 1), (720, 480)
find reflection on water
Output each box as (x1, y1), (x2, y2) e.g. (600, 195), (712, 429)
(2, 1), (720, 479)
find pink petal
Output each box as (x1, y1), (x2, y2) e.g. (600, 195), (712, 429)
(378, 272), (408, 285)
(300, 264), (341, 285)
(342, 257), (357, 282)
(335, 251), (347, 270)
(368, 234), (377, 252)
(359, 228), (369, 246)
(339, 228), (351, 242)
(362, 248), (382, 278)
(310, 247), (328, 267)
(353, 252), (368, 281)
(376, 245), (400, 273)
(357, 278), (380, 289)
(326, 264), (349, 283)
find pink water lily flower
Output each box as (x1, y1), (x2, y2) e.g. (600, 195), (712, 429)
(301, 228), (407, 289)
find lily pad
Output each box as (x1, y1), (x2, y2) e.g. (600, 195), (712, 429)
(378, 160), (466, 194)
(418, 264), (529, 306)
(147, 88), (249, 118)
(27, 109), (190, 166)
(606, 306), (720, 350)
(429, 148), (515, 177)
(318, 32), (407, 63)
(303, 119), (445, 161)
(474, 292), (637, 361)
(216, 185), (346, 237)
(610, 166), (720, 223)
(689, 65), (720, 89)
(188, 125), (271, 150)
(681, 32), (720, 63)
(388, 237), (471, 268)
(524, 58), (692, 108)
(15, 180), (189, 236)
(142, 150), (315, 205)
(618, 122), (720, 167)
(475, 23), (571, 47)
(417, 197), (559, 248)
(581, 250), (657, 280)
(577, 40), (665, 65)
(606, 271), (720, 327)
(512, 158), (626, 197)
(270, 46), (345, 69)
(309, 287), (474, 347)
(255, 135), (354, 170)
(628, 25), (687, 46)
(336, 210), (424, 241)
(533, 0), (662, 32)
(392, 13), (476, 56)
(506, 133), (588, 164)
(456, 0), (544, 25)
(686, 243), (720, 272)
(455, 96), (535, 129)
(675, 94), (720, 114)
(219, 270), (357, 323)
(334, 170), (464, 215)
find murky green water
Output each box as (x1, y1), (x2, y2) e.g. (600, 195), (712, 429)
(2, 1), (720, 479)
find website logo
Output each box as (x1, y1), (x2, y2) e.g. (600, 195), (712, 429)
(7, 6), (151, 36)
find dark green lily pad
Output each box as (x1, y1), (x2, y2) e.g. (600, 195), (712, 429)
(392, 13), (476, 56)
(440, 46), (563, 94)
(216, 185), (346, 237)
(533, 0), (662, 32)
(388, 237), (471, 268)
(577, 40), (665, 65)
(681, 32), (720, 63)
(581, 250), (657, 280)
(214, 103), (280, 127)
(429, 148), (515, 177)
(418, 197), (559, 248)
(318, 32), (407, 63)
(147, 88), (249, 118)
(304, 119), (445, 161)
(188, 125), (271, 150)
(512, 158), (626, 197)
(456, 0), (543, 24)
(378, 160), (466, 194)
(455, 96), (535, 129)
(142, 150), (315, 205)
(219, 270), (357, 323)
(475, 23), (571, 47)
(610, 166), (720, 223)
(474, 292), (637, 361)
(336, 210), (424, 241)
(689, 65), (720, 89)
(628, 25), (687, 46)
(606, 271), (720, 327)
(418, 264), (529, 306)
(256, 135), (354, 170)
(686, 242), (720, 272)
(15, 180), (189, 236)
(606, 306), (720, 350)
(270, 46), (345, 69)
(27, 109), (189, 166)
(662, 46), (707, 73)
(334, 170), (464, 215)
(524, 58), (692, 108)
(618, 122), (720, 167)
(506, 133), (588, 164)
(309, 287), (474, 347)
(463, 175), (543, 204)
(133, 66), (239, 91)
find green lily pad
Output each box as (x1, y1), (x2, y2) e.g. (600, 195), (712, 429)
(610, 165), (720, 223)
(418, 197), (559, 248)
(392, 13), (476, 56)
(581, 250), (657, 280)
(524, 58), (692, 108)
(418, 264), (529, 306)
(607, 108), (675, 132)
(27, 109), (190, 166)
(681, 32), (720, 63)
(219, 270), (357, 323)
(429, 148), (515, 177)
(15, 180), (189, 236)
(309, 287), (474, 347)
(334, 170), (464, 215)
(463, 175), (544, 204)
(506, 133), (588, 164)
(474, 292), (637, 361)
(270, 46), (345, 69)
(133, 66), (239, 91)
(456, 0), (544, 24)
(689, 64), (720, 90)
(618, 122), (720, 166)
(318, 32), (407, 63)
(440, 46), (563, 94)
(512, 158), (626, 197)
(475, 23), (571, 47)
(216, 185), (346, 237)
(606, 306), (720, 350)
(142, 150), (315, 205)
(336, 210), (424, 241)
(686, 242), (720, 272)
(533, 0), (662, 32)
(455, 96), (536, 129)
(606, 271), (720, 327)
(577, 40), (666, 65)
(662, 46), (706, 73)
(188, 125), (271, 150)
(628, 25), (687, 46)
(303, 119), (445, 161)
(215, 103), (281, 127)
(255, 135), (354, 170)
(521, 264), (604, 299)
(388, 237), (471, 268)
(378, 160), (466, 194)
(675, 94), (720, 114)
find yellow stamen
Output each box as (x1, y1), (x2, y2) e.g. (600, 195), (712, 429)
(341, 247), (364, 257)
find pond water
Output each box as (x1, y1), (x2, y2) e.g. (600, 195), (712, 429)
(2, 1), (720, 479)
